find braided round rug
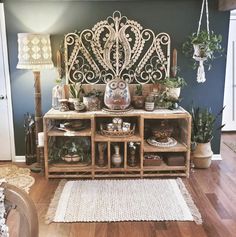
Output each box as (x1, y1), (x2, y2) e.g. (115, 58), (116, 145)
(0, 164), (35, 193)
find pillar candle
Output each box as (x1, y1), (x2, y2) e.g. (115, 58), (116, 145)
(38, 132), (44, 147)
(172, 48), (177, 77)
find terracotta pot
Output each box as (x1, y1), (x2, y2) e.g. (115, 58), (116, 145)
(83, 96), (102, 111)
(193, 142), (213, 168)
(132, 95), (145, 109)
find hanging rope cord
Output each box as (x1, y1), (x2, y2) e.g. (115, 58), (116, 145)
(197, 0), (210, 40)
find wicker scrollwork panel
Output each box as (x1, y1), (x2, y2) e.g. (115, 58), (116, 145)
(65, 11), (170, 84)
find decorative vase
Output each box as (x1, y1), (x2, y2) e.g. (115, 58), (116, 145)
(128, 149), (136, 167)
(104, 78), (131, 110)
(132, 95), (145, 109)
(111, 144), (122, 167)
(97, 143), (106, 167)
(193, 142), (213, 168)
(52, 84), (65, 110)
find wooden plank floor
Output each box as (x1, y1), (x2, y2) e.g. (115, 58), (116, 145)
(6, 132), (236, 236)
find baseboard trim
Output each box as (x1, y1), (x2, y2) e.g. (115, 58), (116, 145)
(14, 156), (26, 162)
(212, 154), (222, 160)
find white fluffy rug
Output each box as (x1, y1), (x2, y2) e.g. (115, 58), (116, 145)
(46, 179), (202, 224)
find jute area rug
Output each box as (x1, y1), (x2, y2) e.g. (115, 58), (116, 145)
(0, 164), (35, 193)
(46, 179), (202, 224)
(223, 141), (236, 153)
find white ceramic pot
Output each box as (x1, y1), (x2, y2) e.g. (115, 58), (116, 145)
(193, 43), (212, 61)
(145, 102), (155, 111)
(166, 87), (181, 100)
(193, 142), (213, 168)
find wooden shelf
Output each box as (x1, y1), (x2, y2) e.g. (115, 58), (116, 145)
(143, 141), (188, 152)
(47, 127), (92, 137)
(44, 108), (191, 179)
(143, 165), (186, 171)
(48, 163), (92, 172)
(94, 133), (141, 142)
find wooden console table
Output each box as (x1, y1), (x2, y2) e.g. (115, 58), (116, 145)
(43, 107), (191, 179)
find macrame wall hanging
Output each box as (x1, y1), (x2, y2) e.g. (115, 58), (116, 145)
(193, 0), (210, 83)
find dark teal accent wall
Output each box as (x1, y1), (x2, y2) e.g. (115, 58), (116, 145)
(3, 0), (229, 155)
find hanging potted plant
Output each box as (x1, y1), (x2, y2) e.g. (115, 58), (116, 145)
(182, 30), (223, 70)
(190, 106), (225, 168)
(182, 0), (224, 83)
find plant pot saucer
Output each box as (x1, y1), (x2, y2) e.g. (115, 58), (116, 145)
(147, 137), (177, 147)
(102, 106), (133, 113)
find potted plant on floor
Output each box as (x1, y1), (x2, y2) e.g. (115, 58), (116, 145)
(132, 84), (145, 109)
(190, 106), (225, 168)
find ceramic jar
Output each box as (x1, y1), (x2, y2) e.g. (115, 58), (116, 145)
(111, 144), (122, 167)
(104, 78), (131, 110)
(59, 99), (69, 112)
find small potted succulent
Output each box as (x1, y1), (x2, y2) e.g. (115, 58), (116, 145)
(132, 84), (145, 109)
(83, 89), (104, 111)
(68, 83), (85, 110)
(145, 95), (155, 111)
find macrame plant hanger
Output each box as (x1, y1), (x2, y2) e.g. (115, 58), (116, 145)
(193, 0), (210, 83)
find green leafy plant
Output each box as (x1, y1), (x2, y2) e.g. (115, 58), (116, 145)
(69, 83), (84, 99)
(48, 137), (91, 163)
(190, 106), (225, 143)
(182, 30), (224, 70)
(158, 77), (187, 88)
(134, 84), (143, 96)
(84, 89), (104, 98)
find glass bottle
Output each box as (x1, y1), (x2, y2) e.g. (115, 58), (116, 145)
(52, 83), (65, 110)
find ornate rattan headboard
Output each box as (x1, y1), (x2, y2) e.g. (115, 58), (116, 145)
(65, 11), (170, 85)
